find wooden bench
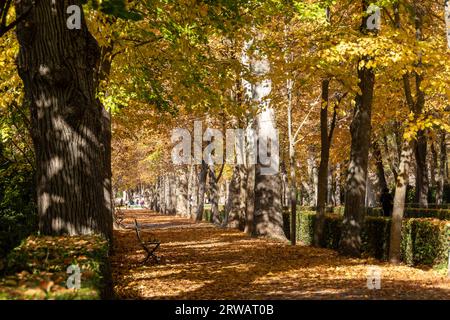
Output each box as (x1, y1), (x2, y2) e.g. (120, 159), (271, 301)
(114, 208), (127, 229)
(134, 219), (161, 264)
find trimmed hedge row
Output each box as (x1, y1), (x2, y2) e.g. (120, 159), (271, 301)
(296, 206), (450, 220)
(203, 209), (226, 223)
(366, 207), (450, 220)
(0, 235), (112, 300)
(283, 211), (450, 268)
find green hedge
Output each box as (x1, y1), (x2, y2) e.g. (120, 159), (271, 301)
(0, 163), (37, 259)
(0, 235), (112, 300)
(203, 209), (226, 223)
(283, 211), (450, 268)
(298, 206), (450, 220)
(366, 207), (450, 220)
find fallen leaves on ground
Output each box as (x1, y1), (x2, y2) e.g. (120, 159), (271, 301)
(0, 235), (108, 300)
(111, 210), (450, 300)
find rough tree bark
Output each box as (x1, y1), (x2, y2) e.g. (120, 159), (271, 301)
(208, 164), (220, 224)
(248, 42), (286, 240)
(244, 127), (256, 235)
(372, 140), (388, 192)
(436, 132), (446, 205)
(224, 164), (242, 228)
(389, 139), (413, 263)
(16, 0), (112, 239)
(406, 2), (428, 207)
(254, 109), (286, 241)
(314, 80), (338, 247)
(287, 78), (297, 244)
(339, 0), (376, 257)
(176, 167), (189, 216)
(188, 164), (198, 219)
(334, 164), (342, 206)
(306, 147), (318, 206)
(430, 142), (438, 190)
(382, 133), (398, 181)
(195, 160), (208, 222)
(169, 174), (177, 214)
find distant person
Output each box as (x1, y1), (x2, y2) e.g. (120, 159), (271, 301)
(140, 199), (145, 207)
(380, 188), (393, 217)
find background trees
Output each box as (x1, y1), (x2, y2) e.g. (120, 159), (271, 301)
(0, 1), (449, 261)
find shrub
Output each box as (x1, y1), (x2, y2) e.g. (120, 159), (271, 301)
(405, 208), (450, 220)
(0, 163), (37, 259)
(282, 210), (315, 244)
(203, 209), (225, 223)
(444, 184), (450, 204)
(291, 211), (449, 268)
(0, 235), (111, 300)
(401, 219), (449, 267)
(361, 217), (391, 260)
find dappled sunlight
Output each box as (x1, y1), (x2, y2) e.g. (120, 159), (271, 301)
(111, 210), (450, 300)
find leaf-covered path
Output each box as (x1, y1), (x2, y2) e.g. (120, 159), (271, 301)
(111, 210), (450, 299)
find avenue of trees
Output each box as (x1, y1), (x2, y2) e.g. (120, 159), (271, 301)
(1, 0), (449, 262)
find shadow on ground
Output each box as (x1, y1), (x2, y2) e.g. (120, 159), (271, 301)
(111, 210), (450, 300)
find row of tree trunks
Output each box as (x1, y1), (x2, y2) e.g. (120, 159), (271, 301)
(149, 162), (229, 224)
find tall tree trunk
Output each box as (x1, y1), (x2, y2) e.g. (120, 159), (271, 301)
(410, 2), (428, 208)
(339, 0), (375, 257)
(280, 162), (289, 209)
(430, 142), (438, 190)
(244, 163), (255, 235)
(287, 89), (297, 244)
(224, 165), (242, 228)
(188, 164), (198, 219)
(195, 160), (208, 222)
(176, 167), (189, 216)
(238, 158), (248, 230)
(436, 131), (446, 205)
(389, 139), (413, 263)
(306, 148), (318, 206)
(314, 79), (330, 247)
(382, 133), (398, 181)
(163, 175), (169, 214)
(157, 176), (163, 212)
(208, 165), (220, 224)
(334, 164), (341, 206)
(327, 165), (333, 205)
(248, 41), (286, 240)
(16, 0), (112, 239)
(254, 109), (286, 241)
(372, 140), (388, 192)
(414, 135), (428, 207)
(244, 126), (256, 235)
(169, 174), (177, 214)
(289, 147), (297, 244)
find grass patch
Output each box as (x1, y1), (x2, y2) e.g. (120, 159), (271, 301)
(0, 235), (111, 300)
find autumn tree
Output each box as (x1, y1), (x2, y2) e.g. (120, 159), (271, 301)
(13, 0), (133, 239)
